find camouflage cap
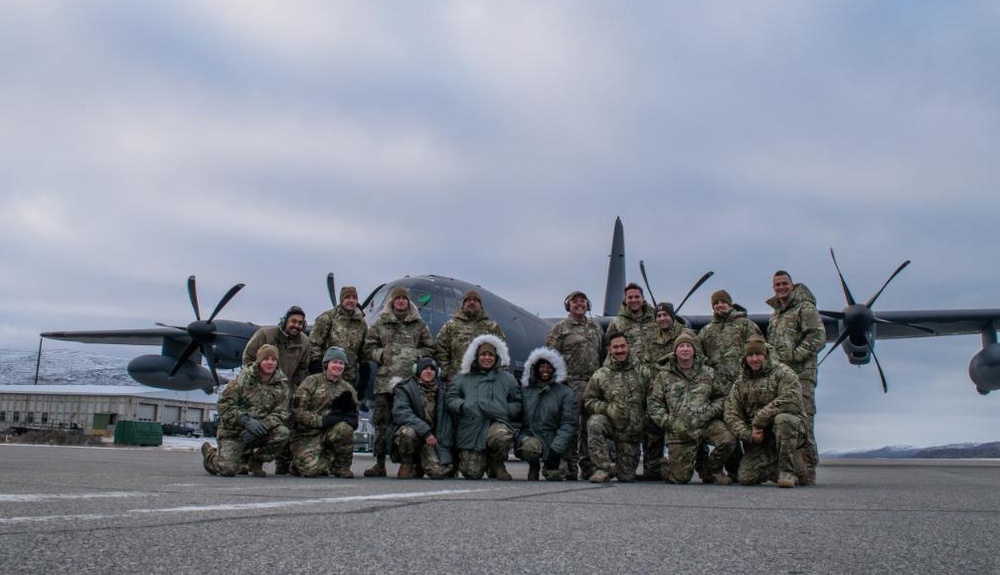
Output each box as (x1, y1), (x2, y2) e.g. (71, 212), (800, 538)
(340, 286), (358, 300)
(389, 287), (409, 301)
(476, 342), (498, 356)
(256, 344), (279, 362)
(462, 290), (482, 303)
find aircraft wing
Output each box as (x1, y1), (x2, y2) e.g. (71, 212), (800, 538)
(735, 309), (1000, 341)
(40, 327), (188, 346)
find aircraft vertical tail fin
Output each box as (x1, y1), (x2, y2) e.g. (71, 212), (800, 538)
(602, 217), (625, 316)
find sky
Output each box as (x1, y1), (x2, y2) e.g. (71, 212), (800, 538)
(1, 2), (998, 452)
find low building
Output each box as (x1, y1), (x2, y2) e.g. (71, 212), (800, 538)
(0, 385), (218, 435)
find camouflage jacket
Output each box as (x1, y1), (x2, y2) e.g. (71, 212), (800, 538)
(364, 302), (435, 395)
(433, 309), (505, 381)
(583, 356), (651, 443)
(243, 325), (310, 391)
(290, 372), (358, 439)
(766, 284), (826, 383)
(607, 301), (658, 365)
(545, 315), (604, 384)
(723, 353), (805, 443)
(698, 306), (763, 388)
(648, 358), (726, 442)
(647, 322), (702, 368)
(308, 305), (367, 382)
(217, 363), (290, 440)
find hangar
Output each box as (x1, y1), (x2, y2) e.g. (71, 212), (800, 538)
(0, 385), (218, 435)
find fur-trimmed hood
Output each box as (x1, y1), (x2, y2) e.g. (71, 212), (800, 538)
(520, 347), (568, 387)
(459, 334), (510, 374)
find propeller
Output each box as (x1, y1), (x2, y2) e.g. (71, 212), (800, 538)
(817, 249), (933, 393)
(639, 260), (657, 306)
(168, 275), (246, 388)
(327, 273), (337, 307)
(675, 271), (715, 316)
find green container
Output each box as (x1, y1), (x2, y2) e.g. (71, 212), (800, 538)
(114, 421), (163, 446)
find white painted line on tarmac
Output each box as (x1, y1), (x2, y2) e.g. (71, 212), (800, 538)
(0, 488), (489, 525)
(0, 491), (148, 503)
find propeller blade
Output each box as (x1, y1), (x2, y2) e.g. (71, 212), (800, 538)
(187, 275), (201, 321)
(206, 283), (245, 322)
(169, 341), (201, 377)
(873, 317), (935, 335)
(870, 347), (889, 393)
(829, 249), (857, 306)
(818, 330), (851, 367)
(675, 271), (714, 314)
(205, 350), (222, 389)
(865, 260), (911, 308)
(639, 260), (657, 306)
(818, 310), (845, 320)
(327, 273), (338, 307)
(360, 283), (387, 311)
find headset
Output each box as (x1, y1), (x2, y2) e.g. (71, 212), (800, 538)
(279, 306), (308, 331)
(564, 291), (591, 312)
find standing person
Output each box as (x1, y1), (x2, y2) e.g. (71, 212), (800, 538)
(698, 289), (763, 477)
(242, 305), (310, 475)
(545, 290), (603, 481)
(583, 332), (652, 484)
(515, 347), (579, 481)
(446, 334), (522, 480)
(766, 271), (826, 485)
(289, 347), (359, 478)
(362, 287), (435, 477)
(724, 336), (807, 488)
(389, 357), (454, 479)
(647, 334), (736, 485)
(202, 344), (290, 477)
(308, 286), (367, 390)
(433, 290), (506, 383)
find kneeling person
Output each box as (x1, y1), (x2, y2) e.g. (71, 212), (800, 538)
(390, 357), (454, 479)
(290, 347), (359, 478)
(648, 333), (736, 485)
(723, 336), (807, 488)
(446, 335), (522, 480)
(202, 344), (291, 477)
(515, 347), (579, 481)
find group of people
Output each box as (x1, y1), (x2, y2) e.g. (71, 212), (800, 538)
(201, 270), (826, 488)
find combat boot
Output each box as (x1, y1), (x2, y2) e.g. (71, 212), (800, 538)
(274, 460), (290, 475)
(589, 469), (611, 483)
(543, 468), (566, 481)
(364, 458), (387, 477)
(397, 463), (415, 479)
(492, 461), (513, 481)
(527, 461), (541, 481)
(332, 468), (355, 479)
(778, 472), (796, 488)
(710, 473), (733, 486)
(248, 457), (267, 478)
(201, 442), (217, 476)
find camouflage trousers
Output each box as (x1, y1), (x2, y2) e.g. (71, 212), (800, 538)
(798, 377), (819, 476)
(665, 420), (736, 484)
(370, 392), (392, 460)
(394, 425), (452, 479)
(458, 422), (514, 480)
(290, 422), (354, 477)
(516, 436), (567, 478)
(565, 379), (592, 479)
(586, 414), (641, 482)
(203, 425), (290, 477)
(738, 413), (807, 485)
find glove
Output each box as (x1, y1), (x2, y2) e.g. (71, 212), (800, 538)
(544, 452), (562, 470)
(243, 417), (268, 439)
(308, 359), (323, 374)
(239, 428), (258, 445)
(321, 413), (342, 430)
(331, 391), (357, 413)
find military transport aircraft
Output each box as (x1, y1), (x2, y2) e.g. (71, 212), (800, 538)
(40, 218), (1000, 396)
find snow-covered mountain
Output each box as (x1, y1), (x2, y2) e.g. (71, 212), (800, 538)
(0, 349), (136, 386)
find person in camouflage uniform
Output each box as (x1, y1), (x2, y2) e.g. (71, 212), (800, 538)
(202, 344), (290, 477)
(584, 332), (652, 483)
(433, 290), (506, 383)
(648, 333), (736, 485)
(289, 347), (359, 478)
(389, 356), (454, 479)
(698, 289), (763, 477)
(724, 336), (807, 487)
(308, 286), (367, 389)
(362, 287), (435, 477)
(545, 290), (603, 480)
(446, 334), (522, 480)
(515, 347), (579, 481)
(766, 271), (826, 485)
(242, 305), (311, 475)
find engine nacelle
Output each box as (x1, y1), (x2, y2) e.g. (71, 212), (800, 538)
(127, 355), (217, 393)
(968, 343), (1000, 395)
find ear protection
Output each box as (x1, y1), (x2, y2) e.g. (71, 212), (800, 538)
(564, 291), (591, 312)
(279, 306), (307, 331)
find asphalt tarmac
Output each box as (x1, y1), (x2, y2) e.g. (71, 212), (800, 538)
(1, 443), (998, 574)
